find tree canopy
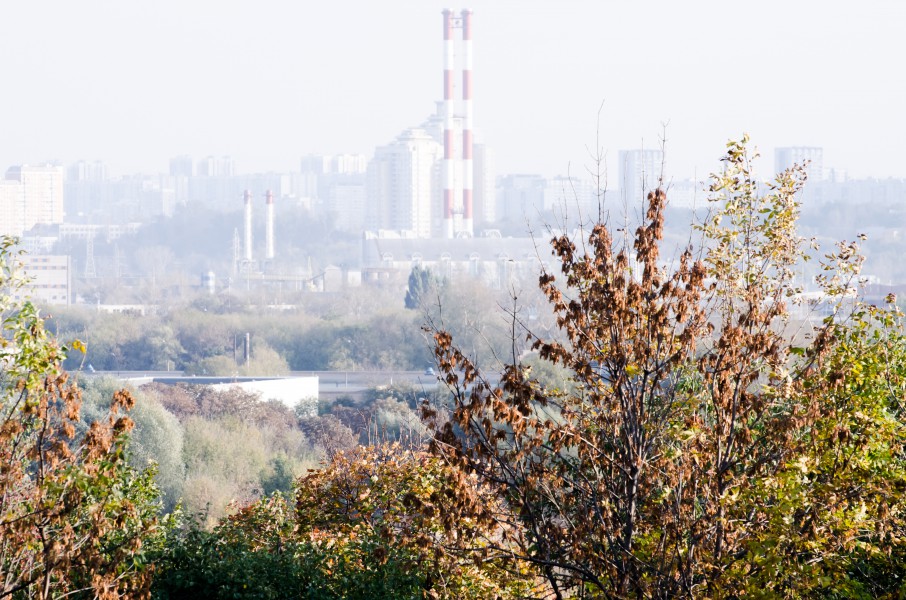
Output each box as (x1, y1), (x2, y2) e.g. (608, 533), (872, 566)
(426, 137), (906, 598)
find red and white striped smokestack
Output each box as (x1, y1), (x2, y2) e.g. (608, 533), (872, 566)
(461, 8), (474, 236)
(243, 190), (253, 261)
(265, 190), (275, 260)
(442, 8), (455, 239)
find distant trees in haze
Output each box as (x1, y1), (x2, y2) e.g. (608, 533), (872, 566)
(47, 270), (526, 375)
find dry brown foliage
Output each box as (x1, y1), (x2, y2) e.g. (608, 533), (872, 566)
(424, 138), (906, 598)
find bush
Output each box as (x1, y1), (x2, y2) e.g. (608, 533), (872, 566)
(153, 446), (538, 599)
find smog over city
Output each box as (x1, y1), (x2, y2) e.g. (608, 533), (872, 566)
(1, 2), (906, 595)
(2, 0), (903, 291)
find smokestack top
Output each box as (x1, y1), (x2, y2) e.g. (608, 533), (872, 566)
(461, 8), (473, 38)
(266, 190), (274, 204)
(243, 189), (252, 203)
(443, 8), (454, 39)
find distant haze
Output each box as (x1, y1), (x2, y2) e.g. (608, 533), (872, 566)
(1, 0), (903, 182)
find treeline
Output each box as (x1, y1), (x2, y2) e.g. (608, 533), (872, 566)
(50, 298), (428, 374)
(47, 274), (532, 375)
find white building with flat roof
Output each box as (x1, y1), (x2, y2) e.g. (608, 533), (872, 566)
(210, 377), (319, 414)
(13, 254), (72, 306)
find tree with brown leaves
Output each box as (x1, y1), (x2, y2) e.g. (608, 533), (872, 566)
(0, 238), (162, 599)
(426, 137), (906, 598)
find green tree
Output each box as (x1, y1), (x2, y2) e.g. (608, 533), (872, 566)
(80, 377), (186, 512)
(404, 265), (438, 310)
(151, 494), (312, 599)
(180, 416), (269, 523)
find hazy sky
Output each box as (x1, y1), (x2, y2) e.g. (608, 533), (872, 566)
(1, 1), (904, 183)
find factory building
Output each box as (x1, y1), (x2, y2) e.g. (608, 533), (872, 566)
(361, 231), (552, 290)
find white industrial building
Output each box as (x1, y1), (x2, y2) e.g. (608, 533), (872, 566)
(209, 377), (319, 415)
(361, 232), (553, 289)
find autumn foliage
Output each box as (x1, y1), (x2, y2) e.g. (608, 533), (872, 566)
(153, 444), (537, 599)
(426, 137), (906, 598)
(0, 239), (161, 599)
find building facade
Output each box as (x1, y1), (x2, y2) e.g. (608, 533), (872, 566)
(775, 147), (824, 183)
(619, 149), (664, 204)
(367, 129), (443, 238)
(13, 254), (72, 306)
(2, 165), (64, 237)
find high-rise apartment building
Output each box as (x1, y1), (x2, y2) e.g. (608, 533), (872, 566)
(544, 175), (597, 215)
(619, 149), (664, 204)
(2, 165), (64, 237)
(67, 160), (108, 182)
(472, 143), (496, 226)
(196, 156), (234, 177)
(496, 174), (546, 224)
(367, 129), (442, 238)
(0, 179), (25, 237)
(64, 161), (110, 221)
(775, 147), (824, 183)
(331, 154), (368, 175)
(169, 155), (194, 178)
(298, 154), (368, 232)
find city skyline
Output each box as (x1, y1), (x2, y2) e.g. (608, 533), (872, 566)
(1, 1), (903, 182)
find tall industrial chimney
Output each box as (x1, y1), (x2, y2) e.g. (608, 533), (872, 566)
(243, 190), (253, 261)
(461, 8), (474, 236)
(442, 8), (455, 239)
(440, 8), (475, 238)
(265, 190), (275, 260)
